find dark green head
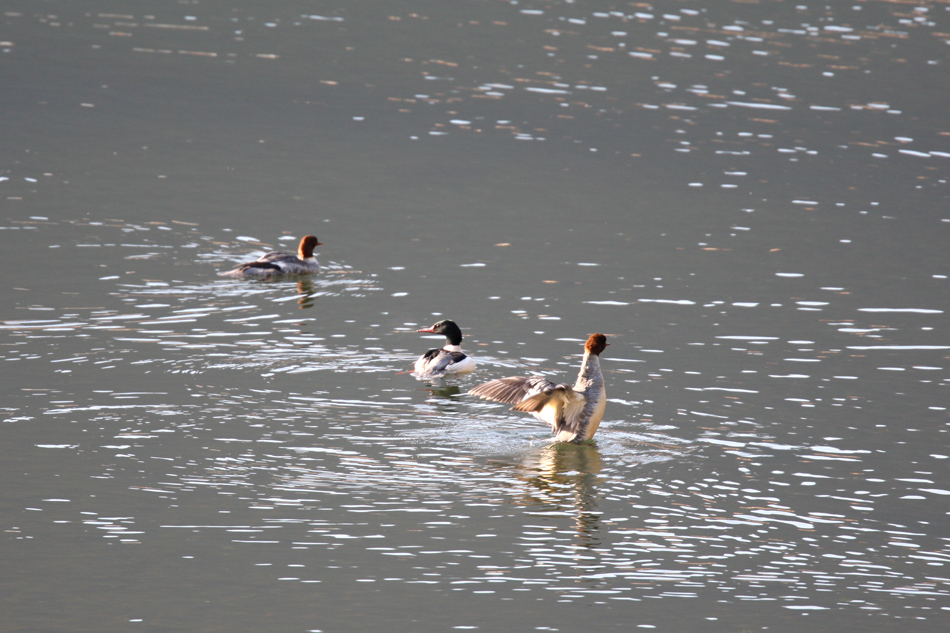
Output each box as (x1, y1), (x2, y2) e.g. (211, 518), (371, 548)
(417, 319), (463, 346)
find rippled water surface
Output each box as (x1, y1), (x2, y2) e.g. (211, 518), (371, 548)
(3, 1), (949, 631)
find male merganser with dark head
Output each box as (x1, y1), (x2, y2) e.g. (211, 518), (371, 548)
(414, 319), (476, 377)
(468, 333), (608, 443)
(219, 235), (322, 277)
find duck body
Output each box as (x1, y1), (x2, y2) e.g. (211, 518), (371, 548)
(219, 235), (322, 278)
(469, 333), (608, 443)
(414, 320), (476, 377)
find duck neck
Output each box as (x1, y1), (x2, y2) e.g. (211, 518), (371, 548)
(573, 350), (603, 392)
(442, 324), (463, 348)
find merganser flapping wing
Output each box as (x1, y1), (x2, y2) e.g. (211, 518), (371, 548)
(467, 333), (608, 443)
(468, 375), (556, 404)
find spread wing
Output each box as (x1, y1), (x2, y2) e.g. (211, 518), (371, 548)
(469, 375), (587, 436)
(468, 375), (555, 404)
(513, 383), (587, 436)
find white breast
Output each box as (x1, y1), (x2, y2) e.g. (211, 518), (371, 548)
(581, 392), (607, 439)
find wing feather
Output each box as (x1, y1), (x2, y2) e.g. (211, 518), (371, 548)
(430, 351), (466, 374)
(416, 349), (470, 376)
(555, 396), (590, 437)
(468, 376), (554, 405)
(218, 260), (282, 276)
(256, 251), (293, 263)
(240, 261), (282, 273)
(511, 384), (573, 412)
(470, 375), (589, 438)
(514, 386), (585, 425)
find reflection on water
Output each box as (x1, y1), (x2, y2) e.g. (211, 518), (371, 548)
(518, 443), (605, 549)
(4, 1), (950, 631)
(1, 219), (385, 376)
(294, 278), (317, 309)
(14, 370), (949, 623)
(3, 210), (949, 629)
(419, 383), (462, 399)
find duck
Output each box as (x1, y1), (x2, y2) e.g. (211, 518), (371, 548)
(468, 333), (608, 443)
(219, 235), (322, 277)
(414, 319), (476, 377)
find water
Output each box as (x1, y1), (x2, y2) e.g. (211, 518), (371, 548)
(3, 1), (949, 631)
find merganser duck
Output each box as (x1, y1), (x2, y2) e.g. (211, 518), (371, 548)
(468, 333), (608, 443)
(219, 235), (322, 277)
(414, 319), (476, 377)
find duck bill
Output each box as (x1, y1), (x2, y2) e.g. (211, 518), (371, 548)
(417, 327), (436, 333)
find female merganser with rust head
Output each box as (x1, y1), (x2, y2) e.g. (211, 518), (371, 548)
(219, 235), (322, 277)
(414, 319), (476, 377)
(468, 333), (608, 443)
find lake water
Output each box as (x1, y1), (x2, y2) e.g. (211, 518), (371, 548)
(3, 1), (949, 631)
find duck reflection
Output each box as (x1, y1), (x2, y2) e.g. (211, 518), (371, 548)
(295, 279), (316, 309)
(518, 442), (604, 548)
(414, 383), (468, 418)
(422, 384), (462, 399)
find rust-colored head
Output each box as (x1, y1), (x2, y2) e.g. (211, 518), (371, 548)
(298, 235), (322, 258)
(585, 333), (609, 356)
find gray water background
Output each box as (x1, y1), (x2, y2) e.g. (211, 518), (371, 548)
(2, 1), (949, 631)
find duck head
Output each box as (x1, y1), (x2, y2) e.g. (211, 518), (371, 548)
(297, 235), (322, 259)
(585, 333), (609, 356)
(417, 320), (464, 346)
